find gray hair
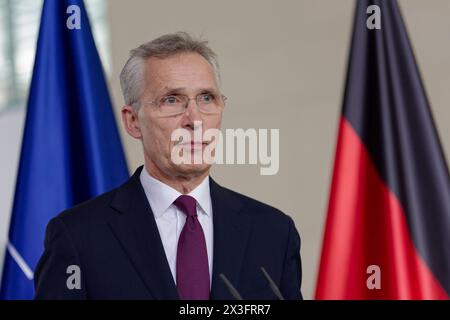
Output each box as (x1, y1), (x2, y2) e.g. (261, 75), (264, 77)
(119, 32), (221, 108)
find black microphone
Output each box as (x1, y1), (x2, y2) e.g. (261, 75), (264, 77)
(219, 273), (243, 300)
(260, 266), (285, 300)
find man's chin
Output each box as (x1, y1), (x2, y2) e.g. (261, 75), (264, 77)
(173, 163), (212, 177)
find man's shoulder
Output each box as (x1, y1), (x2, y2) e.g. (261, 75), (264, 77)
(211, 179), (294, 225)
(56, 188), (118, 225)
(55, 169), (138, 228)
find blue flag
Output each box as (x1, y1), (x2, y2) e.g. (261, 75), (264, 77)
(0, 0), (129, 299)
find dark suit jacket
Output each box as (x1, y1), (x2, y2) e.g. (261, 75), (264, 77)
(34, 166), (302, 300)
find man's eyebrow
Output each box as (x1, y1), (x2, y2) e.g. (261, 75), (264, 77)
(159, 87), (186, 95)
(159, 87), (218, 95)
(197, 87), (219, 94)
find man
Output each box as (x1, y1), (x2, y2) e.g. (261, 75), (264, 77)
(34, 32), (302, 300)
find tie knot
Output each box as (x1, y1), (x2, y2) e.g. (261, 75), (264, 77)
(174, 195), (197, 217)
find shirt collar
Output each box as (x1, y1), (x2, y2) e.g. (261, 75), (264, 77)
(188, 174), (212, 217)
(139, 167), (212, 219)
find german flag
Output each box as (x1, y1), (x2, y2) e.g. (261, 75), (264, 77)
(316, 0), (450, 299)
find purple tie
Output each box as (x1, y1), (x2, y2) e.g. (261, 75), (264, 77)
(174, 195), (210, 300)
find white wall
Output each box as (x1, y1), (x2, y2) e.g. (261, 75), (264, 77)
(0, 108), (26, 283)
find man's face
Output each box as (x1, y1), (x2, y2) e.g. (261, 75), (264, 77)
(133, 53), (223, 179)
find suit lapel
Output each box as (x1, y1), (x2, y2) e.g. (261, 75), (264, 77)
(107, 167), (179, 299)
(209, 178), (253, 299)
(105, 168), (251, 300)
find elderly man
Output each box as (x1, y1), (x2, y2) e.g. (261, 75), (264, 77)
(34, 32), (302, 300)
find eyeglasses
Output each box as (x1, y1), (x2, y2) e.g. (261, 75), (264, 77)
(141, 93), (227, 116)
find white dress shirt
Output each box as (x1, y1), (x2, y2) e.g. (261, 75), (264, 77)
(139, 167), (214, 285)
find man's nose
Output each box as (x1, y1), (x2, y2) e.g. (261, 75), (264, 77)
(183, 98), (202, 129)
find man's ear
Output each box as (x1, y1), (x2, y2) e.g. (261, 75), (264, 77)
(121, 105), (142, 139)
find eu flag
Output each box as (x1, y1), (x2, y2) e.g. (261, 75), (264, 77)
(0, 0), (129, 299)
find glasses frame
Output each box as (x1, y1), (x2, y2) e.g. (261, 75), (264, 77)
(139, 92), (227, 116)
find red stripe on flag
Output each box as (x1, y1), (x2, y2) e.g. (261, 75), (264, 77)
(315, 117), (448, 299)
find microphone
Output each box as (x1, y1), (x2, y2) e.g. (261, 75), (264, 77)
(260, 267), (285, 300)
(219, 273), (243, 300)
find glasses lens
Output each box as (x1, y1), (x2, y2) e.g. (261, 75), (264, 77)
(197, 93), (224, 114)
(159, 95), (186, 114)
